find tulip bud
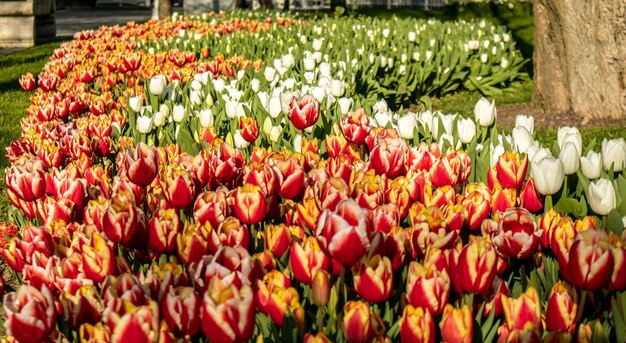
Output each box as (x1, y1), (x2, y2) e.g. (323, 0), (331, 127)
(545, 281), (578, 332)
(397, 113), (418, 140)
(559, 141), (581, 175)
(530, 154), (564, 195)
(129, 96), (143, 113)
(312, 270), (331, 306)
(453, 236), (497, 295)
(474, 97), (496, 127)
(400, 305), (435, 343)
(457, 117), (476, 144)
(149, 75), (167, 96)
(136, 115), (152, 134)
(587, 178), (617, 215)
(602, 137), (626, 172)
(580, 150), (602, 180)
(406, 262), (450, 316)
(439, 304), (473, 343)
(289, 94), (320, 131)
(352, 255), (393, 303)
(343, 301), (385, 343)
(499, 287), (543, 341)
(511, 126), (533, 154)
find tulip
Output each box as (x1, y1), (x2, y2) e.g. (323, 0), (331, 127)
(290, 237), (332, 285)
(172, 104), (185, 122)
(80, 322), (111, 342)
(201, 279), (255, 343)
(19, 72), (36, 91)
(161, 286), (201, 337)
(338, 97), (353, 115)
(453, 236), (497, 294)
(499, 287), (543, 341)
(304, 332), (333, 343)
(439, 304), (473, 343)
(545, 281), (578, 332)
(3, 285), (57, 343)
(136, 115), (152, 134)
(557, 126), (582, 156)
(457, 117), (476, 144)
(580, 150), (602, 180)
(567, 229), (613, 290)
(340, 108), (370, 145)
(199, 108), (214, 128)
(160, 164), (196, 209)
(519, 177), (543, 213)
(587, 178), (617, 215)
(125, 142), (159, 187)
(316, 199), (372, 267)
(352, 255), (393, 303)
(343, 301), (385, 343)
(397, 113), (418, 140)
(559, 141), (581, 175)
(405, 262), (450, 316)
(233, 184), (267, 225)
(311, 270), (332, 306)
(494, 151), (528, 189)
(60, 285), (103, 329)
(474, 97), (497, 127)
(530, 154), (564, 195)
(274, 157), (306, 199)
(149, 75), (167, 96)
(511, 126), (533, 154)
(148, 208), (181, 253)
(109, 301), (160, 342)
(239, 116), (259, 143)
(400, 305), (435, 343)
(369, 137), (406, 178)
(601, 138), (626, 172)
(515, 115), (534, 134)
(490, 207), (541, 259)
(289, 94), (320, 130)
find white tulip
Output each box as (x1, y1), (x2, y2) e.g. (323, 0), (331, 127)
(269, 96), (282, 118)
(172, 104), (185, 123)
(580, 150), (602, 180)
(557, 126), (582, 155)
(318, 76), (332, 89)
(233, 130), (249, 149)
(515, 115), (534, 134)
(559, 141), (581, 175)
(373, 99), (388, 114)
(303, 57), (316, 71)
(319, 63), (331, 77)
(397, 114), (418, 140)
(310, 87), (326, 103)
(468, 40), (479, 50)
(269, 126), (282, 143)
(251, 79), (260, 93)
(601, 138), (626, 172)
(281, 54), (295, 69)
(129, 96), (143, 113)
(490, 142), (505, 168)
(312, 39), (323, 51)
(330, 80), (345, 97)
(425, 50), (433, 61)
(500, 58), (509, 69)
(191, 80), (203, 91)
(531, 154), (564, 195)
(313, 51), (322, 63)
(480, 53), (488, 63)
(280, 92), (297, 115)
(136, 115), (152, 134)
(212, 78), (226, 93)
(375, 111), (393, 128)
(153, 111), (167, 127)
(588, 178), (617, 215)
(304, 72), (316, 84)
(382, 28), (390, 38)
(408, 31), (416, 42)
(337, 97), (353, 115)
(512, 126), (533, 154)
(418, 110), (434, 135)
(457, 117), (476, 144)
(440, 114), (456, 136)
(474, 97), (497, 127)
(199, 108), (213, 128)
(149, 75), (166, 96)
(225, 100), (238, 119)
(264, 67), (276, 82)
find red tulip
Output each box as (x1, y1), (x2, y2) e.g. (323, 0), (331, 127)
(201, 279), (255, 343)
(566, 229), (614, 291)
(194, 188), (229, 228)
(109, 301), (160, 343)
(232, 183), (267, 224)
(274, 157), (306, 199)
(343, 301), (385, 343)
(265, 224), (303, 259)
(289, 94), (320, 130)
(545, 281), (578, 332)
(19, 72), (36, 91)
(148, 208), (181, 253)
(494, 151), (528, 189)
(340, 108), (370, 144)
(82, 232), (117, 283)
(102, 190), (138, 245)
(243, 162), (280, 198)
(430, 152), (461, 188)
(406, 261), (450, 316)
(161, 286), (201, 337)
(3, 285), (57, 343)
(351, 170), (386, 211)
(160, 164), (196, 209)
(519, 177), (543, 213)
(177, 221), (212, 266)
(312, 270), (331, 306)
(60, 284), (103, 329)
(369, 137), (406, 178)
(453, 236), (497, 295)
(439, 304), (473, 343)
(353, 255), (393, 303)
(490, 207), (541, 259)
(498, 287), (543, 342)
(5, 159), (46, 202)
(290, 236), (332, 285)
(462, 189), (491, 231)
(213, 216), (250, 251)
(80, 322), (112, 342)
(239, 116), (259, 142)
(315, 199), (372, 268)
(125, 142), (159, 187)
(400, 305), (435, 343)
(304, 332), (333, 343)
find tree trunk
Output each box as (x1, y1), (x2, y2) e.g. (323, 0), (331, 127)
(533, 0), (626, 121)
(158, 0), (172, 18)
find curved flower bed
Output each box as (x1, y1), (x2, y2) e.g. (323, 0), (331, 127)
(2, 10), (626, 343)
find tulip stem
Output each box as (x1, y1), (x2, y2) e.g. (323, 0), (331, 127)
(545, 195), (553, 211)
(520, 262), (527, 291)
(574, 290), (588, 339)
(316, 306), (325, 330)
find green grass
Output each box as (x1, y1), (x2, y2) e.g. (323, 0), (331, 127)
(0, 42), (61, 222)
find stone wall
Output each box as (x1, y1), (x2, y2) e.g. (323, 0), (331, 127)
(0, 0), (56, 47)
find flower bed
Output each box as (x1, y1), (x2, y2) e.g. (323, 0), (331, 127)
(2, 10), (626, 343)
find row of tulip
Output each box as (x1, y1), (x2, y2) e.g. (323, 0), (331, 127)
(2, 9), (626, 343)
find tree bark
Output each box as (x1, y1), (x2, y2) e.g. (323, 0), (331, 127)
(533, 0), (626, 121)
